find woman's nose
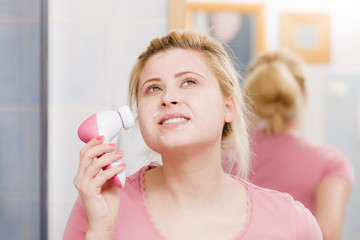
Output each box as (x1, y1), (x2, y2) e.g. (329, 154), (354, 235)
(161, 90), (179, 107)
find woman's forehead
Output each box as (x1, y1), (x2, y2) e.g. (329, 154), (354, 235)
(139, 49), (211, 80)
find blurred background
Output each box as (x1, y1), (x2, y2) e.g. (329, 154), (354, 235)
(0, 0), (359, 239)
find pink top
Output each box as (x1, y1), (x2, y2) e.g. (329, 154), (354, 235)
(246, 130), (354, 214)
(64, 163), (322, 239)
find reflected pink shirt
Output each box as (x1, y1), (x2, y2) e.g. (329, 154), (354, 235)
(64, 163), (322, 239)
(245, 131), (354, 214)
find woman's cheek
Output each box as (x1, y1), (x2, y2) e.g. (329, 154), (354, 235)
(138, 114), (152, 146)
(137, 105), (158, 136)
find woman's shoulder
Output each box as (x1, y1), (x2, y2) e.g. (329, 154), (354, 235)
(238, 179), (322, 239)
(300, 141), (354, 184)
(244, 178), (304, 212)
(252, 130), (353, 166)
(121, 162), (161, 196)
(126, 162), (161, 182)
(250, 129), (337, 152)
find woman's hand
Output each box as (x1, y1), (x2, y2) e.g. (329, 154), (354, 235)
(74, 136), (126, 239)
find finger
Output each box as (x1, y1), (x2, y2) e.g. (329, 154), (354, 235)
(93, 162), (127, 187)
(79, 142), (117, 171)
(74, 161), (126, 196)
(78, 136), (105, 172)
(79, 135), (104, 159)
(86, 143), (117, 160)
(85, 150), (124, 179)
(77, 142), (117, 180)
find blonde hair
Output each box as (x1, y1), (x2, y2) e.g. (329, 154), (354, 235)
(128, 30), (250, 178)
(244, 49), (307, 135)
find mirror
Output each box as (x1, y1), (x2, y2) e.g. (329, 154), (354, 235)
(170, 2), (265, 76)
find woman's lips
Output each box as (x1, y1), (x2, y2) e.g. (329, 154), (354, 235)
(159, 113), (190, 125)
(161, 117), (189, 125)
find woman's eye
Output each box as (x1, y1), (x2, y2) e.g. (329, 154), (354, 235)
(146, 86), (162, 93)
(182, 79), (197, 87)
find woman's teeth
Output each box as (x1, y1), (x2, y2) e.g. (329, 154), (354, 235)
(161, 117), (188, 125)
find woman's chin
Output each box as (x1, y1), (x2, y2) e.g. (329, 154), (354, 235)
(151, 142), (197, 155)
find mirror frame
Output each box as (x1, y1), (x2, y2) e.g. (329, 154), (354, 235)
(169, 1), (266, 54)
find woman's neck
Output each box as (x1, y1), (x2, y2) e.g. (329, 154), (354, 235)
(145, 146), (233, 207)
(278, 121), (299, 136)
(143, 147), (248, 240)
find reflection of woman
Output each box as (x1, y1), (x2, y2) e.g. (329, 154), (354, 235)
(237, 49), (354, 240)
(63, 31), (322, 239)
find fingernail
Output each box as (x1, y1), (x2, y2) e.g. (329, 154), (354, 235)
(108, 143), (116, 147)
(119, 162), (126, 168)
(115, 150), (123, 155)
(96, 136), (104, 140)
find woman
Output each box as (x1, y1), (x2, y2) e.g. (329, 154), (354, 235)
(239, 49), (354, 240)
(63, 31), (322, 239)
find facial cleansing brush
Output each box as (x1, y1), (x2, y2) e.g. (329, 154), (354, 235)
(77, 106), (135, 188)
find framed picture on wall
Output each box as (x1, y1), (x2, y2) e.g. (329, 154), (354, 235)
(185, 3), (266, 75)
(280, 13), (330, 63)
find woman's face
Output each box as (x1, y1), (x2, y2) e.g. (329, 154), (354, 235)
(137, 48), (235, 154)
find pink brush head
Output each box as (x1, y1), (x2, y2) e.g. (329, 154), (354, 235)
(77, 113), (99, 143)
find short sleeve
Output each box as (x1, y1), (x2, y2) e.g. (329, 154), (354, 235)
(63, 196), (89, 239)
(294, 200), (323, 239)
(321, 146), (354, 185)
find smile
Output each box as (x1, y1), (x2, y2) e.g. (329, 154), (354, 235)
(161, 117), (188, 125)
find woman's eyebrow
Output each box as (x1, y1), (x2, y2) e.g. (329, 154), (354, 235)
(140, 71), (205, 90)
(140, 78), (161, 90)
(175, 71), (205, 79)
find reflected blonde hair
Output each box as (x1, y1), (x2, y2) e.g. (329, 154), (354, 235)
(128, 30), (250, 178)
(244, 49), (307, 135)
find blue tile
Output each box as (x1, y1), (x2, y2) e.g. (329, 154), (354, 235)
(0, 198), (25, 240)
(344, 191), (360, 239)
(25, 199), (40, 240)
(0, 111), (25, 194)
(25, 0), (41, 19)
(325, 75), (360, 238)
(0, 0), (26, 18)
(0, 22), (25, 105)
(25, 111), (41, 195)
(25, 21), (41, 106)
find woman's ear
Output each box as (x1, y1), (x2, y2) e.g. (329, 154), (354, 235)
(224, 96), (236, 123)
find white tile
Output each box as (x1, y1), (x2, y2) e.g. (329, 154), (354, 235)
(49, 0), (112, 19)
(112, 0), (168, 19)
(48, 199), (77, 240)
(49, 21), (111, 107)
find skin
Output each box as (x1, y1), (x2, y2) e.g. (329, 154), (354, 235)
(314, 177), (352, 240)
(137, 49), (230, 156)
(75, 48), (248, 240)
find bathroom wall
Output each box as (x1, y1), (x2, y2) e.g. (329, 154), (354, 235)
(48, 0), (360, 239)
(48, 0), (168, 238)
(0, 0), (42, 239)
